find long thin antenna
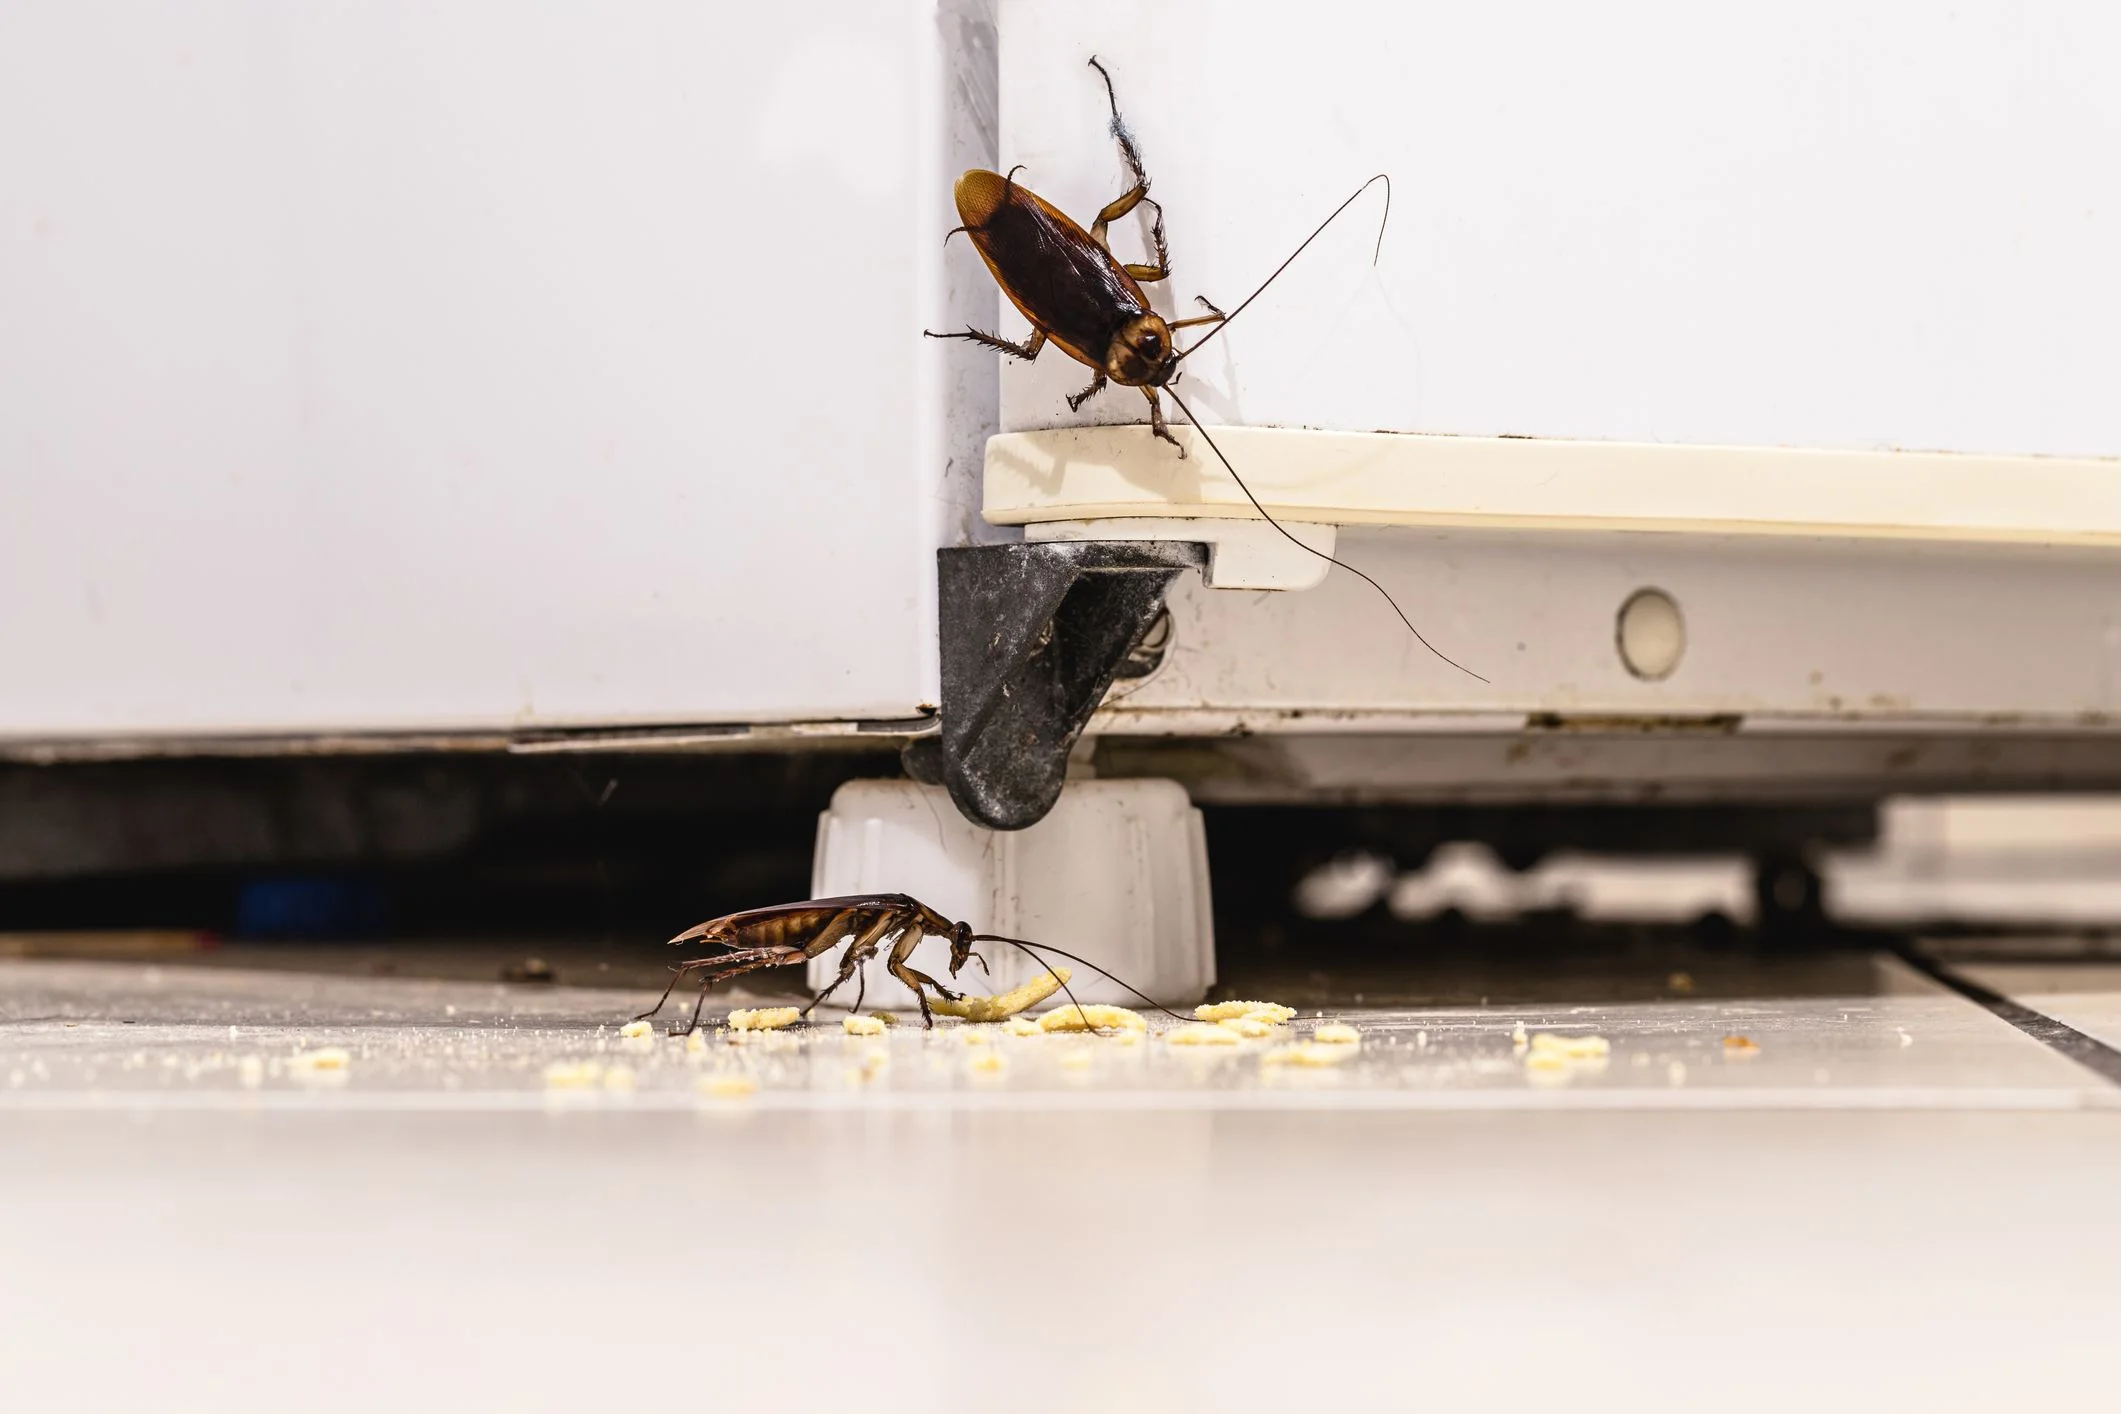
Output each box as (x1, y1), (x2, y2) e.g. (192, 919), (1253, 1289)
(1162, 384), (1487, 682)
(1175, 174), (1391, 364)
(972, 933), (1197, 1026)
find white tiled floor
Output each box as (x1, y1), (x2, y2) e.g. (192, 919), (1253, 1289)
(4, 952), (2117, 1412)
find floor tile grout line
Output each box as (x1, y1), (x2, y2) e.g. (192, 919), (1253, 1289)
(1896, 944), (2121, 1089)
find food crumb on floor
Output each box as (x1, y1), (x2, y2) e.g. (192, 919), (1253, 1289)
(1312, 1022), (1361, 1045)
(843, 1014), (888, 1036)
(543, 1060), (603, 1089)
(967, 1049), (1006, 1076)
(1167, 1023), (1243, 1047)
(618, 1020), (653, 1040)
(927, 969), (1072, 1022)
(290, 1046), (351, 1072)
(1217, 1016), (1277, 1038)
(697, 1072), (758, 1099)
(728, 1007), (801, 1032)
(1723, 1034), (1761, 1057)
(1038, 1004), (1147, 1033)
(1529, 1033), (1609, 1060)
(684, 1029), (709, 1055)
(1195, 1000), (1296, 1024)
(1263, 1042), (1356, 1069)
(1003, 1017), (1041, 1036)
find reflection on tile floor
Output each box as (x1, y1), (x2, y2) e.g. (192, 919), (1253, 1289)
(2, 954), (2110, 1111)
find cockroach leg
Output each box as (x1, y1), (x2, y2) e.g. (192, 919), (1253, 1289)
(1066, 371), (1108, 412)
(641, 945), (804, 1035)
(923, 325), (1047, 362)
(801, 913), (904, 1018)
(1142, 388), (1185, 454)
(1170, 295), (1226, 334)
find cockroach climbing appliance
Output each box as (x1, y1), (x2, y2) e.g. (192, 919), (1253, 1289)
(928, 56), (1484, 681)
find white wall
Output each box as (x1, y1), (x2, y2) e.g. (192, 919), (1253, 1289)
(999, 0), (2121, 459)
(0, 1), (989, 738)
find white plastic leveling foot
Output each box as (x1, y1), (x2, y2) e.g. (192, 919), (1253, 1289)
(805, 778), (1215, 1010)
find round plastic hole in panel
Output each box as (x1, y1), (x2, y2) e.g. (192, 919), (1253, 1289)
(1616, 588), (1685, 681)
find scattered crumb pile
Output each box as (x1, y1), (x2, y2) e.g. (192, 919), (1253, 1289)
(1311, 1023), (1361, 1046)
(1166, 1023), (1242, 1047)
(1217, 1016), (1278, 1039)
(618, 1020), (654, 1040)
(1196, 1000), (1296, 1025)
(1003, 1017), (1041, 1036)
(928, 968), (1072, 1022)
(1038, 1003), (1147, 1033)
(727, 1007), (802, 1032)
(843, 1014), (888, 1036)
(1722, 1034), (1760, 1057)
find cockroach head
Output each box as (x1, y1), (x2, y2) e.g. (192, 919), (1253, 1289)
(946, 920), (983, 978)
(1105, 314), (1176, 387)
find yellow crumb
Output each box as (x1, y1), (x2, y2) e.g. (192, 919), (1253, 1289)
(1003, 1017), (1041, 1037)
(1262, 1043), (1355, 1068)
(1524, 1050), (1570, 1073)
(1723, 1034), (1761, 1056)
(684, 1029), (709, 1055)
(290, 1047), (351, 1072)
(543, 1060), (603, 1089)
(967, 1049), (1006, 1075)
(1059, 1048), (1095, 1071)
(1510, 1022), (1529, 1053)
(1529, 1033), (1610, 1060)
(1039, 1003), (1148, 1033)
(1217, 1016), (1277, 1039)
(1167, 1023), (1243, 1047)
(1311, 1023), (1361, 1045)
(842, 1014), (888, 1036)
(1195, 1000), (1296, 1024)
(618, 1020), (653, 1040)
(927, 968), (1074, 1022)
(601, 1064), (636, 1091)
(697, 1072), (758, 1098)
(727, 1007), (801, 1031)
(959, 1026), (999, 1045)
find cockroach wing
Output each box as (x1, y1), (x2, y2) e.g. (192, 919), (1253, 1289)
(955, 170), (1148, 371)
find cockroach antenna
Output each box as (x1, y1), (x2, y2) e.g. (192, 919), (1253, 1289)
(970, 932), (1199, 1026)
(1163, 383), (1488, 683)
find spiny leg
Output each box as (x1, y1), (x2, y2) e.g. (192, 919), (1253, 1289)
(1086, 57), (1168, 282)
(924, 325), (1046, 362)
(1067, 372), (1108, 412)
(1171, 295), (1226, 333)
(1142, 387), (1184, 455)
(802, 912), (904, 1018)
(656, 946), (804, 1036)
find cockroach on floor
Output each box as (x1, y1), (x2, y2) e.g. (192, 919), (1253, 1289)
(928, 57), (1482, 681)
(635, 892), (1182, 1034)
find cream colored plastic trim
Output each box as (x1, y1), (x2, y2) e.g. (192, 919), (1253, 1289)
(984, 426), (2121, 545)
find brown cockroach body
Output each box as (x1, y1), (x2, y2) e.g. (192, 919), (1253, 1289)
(929, 58), (1485, 682)
(930, 57), (1221, 450)
(637, 893), (977, 1034)
(638, 892), (1192, 1035)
